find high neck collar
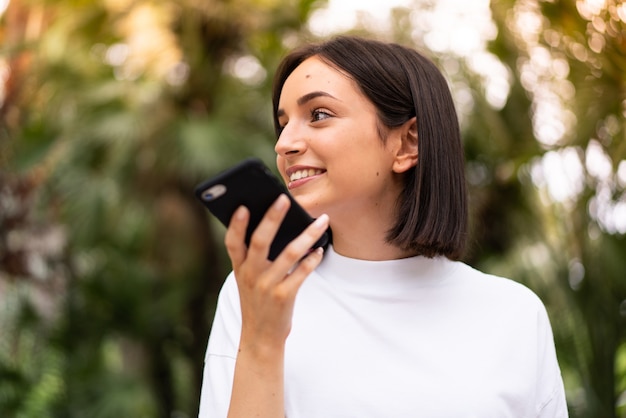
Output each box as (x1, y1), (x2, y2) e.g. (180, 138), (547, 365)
(315, 245), (459, 293)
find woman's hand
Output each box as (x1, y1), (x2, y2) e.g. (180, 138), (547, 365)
(225, 193), (328, 349)
(224, 193), (329, 418)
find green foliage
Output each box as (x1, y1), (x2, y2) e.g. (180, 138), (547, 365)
(0, 285), (64, 418)
(1, 0), (324, 416)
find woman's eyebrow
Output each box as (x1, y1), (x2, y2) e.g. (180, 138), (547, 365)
(297, 91), (338, 106)
(277, 91), (340, 118)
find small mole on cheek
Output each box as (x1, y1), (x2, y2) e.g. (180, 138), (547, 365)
(306, 74), (311, 79)
(376, 172), (380, 176)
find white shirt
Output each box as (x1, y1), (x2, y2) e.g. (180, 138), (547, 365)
(199, 246), (568, 417)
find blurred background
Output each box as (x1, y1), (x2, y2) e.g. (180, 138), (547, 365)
(0, 0), (624, 417)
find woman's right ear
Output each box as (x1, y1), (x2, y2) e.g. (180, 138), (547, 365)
(392, 117), (418, 174)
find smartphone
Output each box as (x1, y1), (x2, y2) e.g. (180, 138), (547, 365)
(195, 158), (330, 260)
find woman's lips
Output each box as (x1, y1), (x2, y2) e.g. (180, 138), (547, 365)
(286, 167), (325, 189)
(289, 168), (324, 182)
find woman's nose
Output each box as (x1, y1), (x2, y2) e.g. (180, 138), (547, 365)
(274, 123), (307, 157)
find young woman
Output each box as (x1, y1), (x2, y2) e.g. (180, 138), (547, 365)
(198, 36), (567, 418)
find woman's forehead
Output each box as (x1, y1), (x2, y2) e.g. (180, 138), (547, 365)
(280, 57), (360, 102)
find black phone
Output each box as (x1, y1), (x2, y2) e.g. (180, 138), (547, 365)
(194, 158), (329, 260)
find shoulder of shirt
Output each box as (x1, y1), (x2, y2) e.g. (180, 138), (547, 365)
(451, 261), (547, 310)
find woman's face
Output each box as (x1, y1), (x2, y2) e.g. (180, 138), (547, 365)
(275, 56), (404, 223)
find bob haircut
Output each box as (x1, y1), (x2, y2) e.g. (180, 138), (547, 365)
(271, 36), (467, 260)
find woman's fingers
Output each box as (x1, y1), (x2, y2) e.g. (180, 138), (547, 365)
(225, 193), (329, 287)
(280, 245), (325, 292)
(225, 194), (296, 269)
(269, 214), (329, 282)
(246, 194), (291, 262)
(224, 205), (250, 267)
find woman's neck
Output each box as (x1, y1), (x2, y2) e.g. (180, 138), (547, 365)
(328, 222), (417, 261)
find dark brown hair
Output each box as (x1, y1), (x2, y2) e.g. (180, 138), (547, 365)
(272, 36), (467, 260)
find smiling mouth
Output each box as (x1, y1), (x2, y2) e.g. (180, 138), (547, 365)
(289, 168), (325, 182)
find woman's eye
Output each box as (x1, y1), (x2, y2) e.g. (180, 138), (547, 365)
(311, 109), (332, 122)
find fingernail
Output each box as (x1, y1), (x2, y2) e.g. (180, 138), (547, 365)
(313, 214), (329, 229)
(234, 206), (247, 220)
(307, 246), (324, 260)
(273, 194), (288, 210)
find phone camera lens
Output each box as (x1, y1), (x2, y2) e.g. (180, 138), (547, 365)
(201, 184), (227, 201)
